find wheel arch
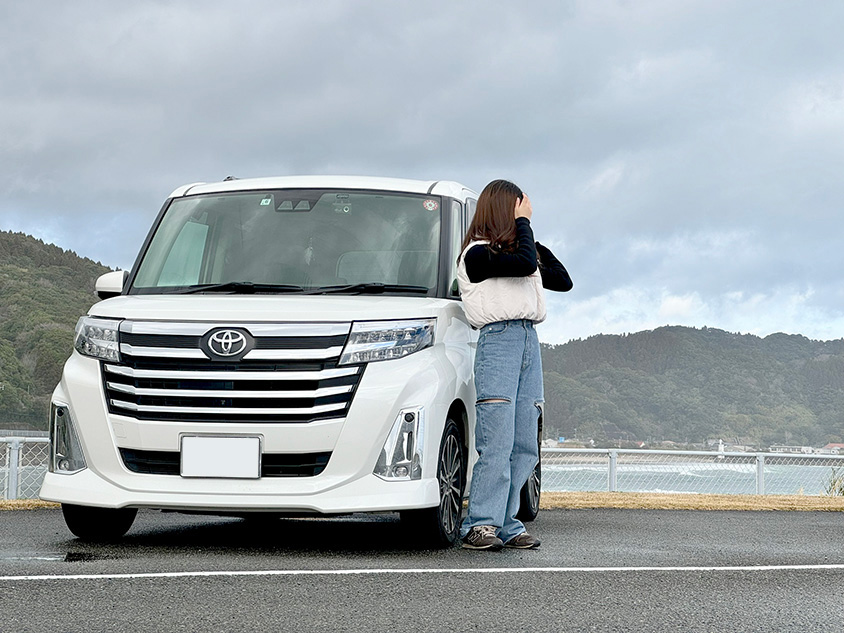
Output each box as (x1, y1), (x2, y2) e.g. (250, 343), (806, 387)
(446, 399), (469, 461)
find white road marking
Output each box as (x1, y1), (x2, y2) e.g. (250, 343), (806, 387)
(2, 564), (844, 582)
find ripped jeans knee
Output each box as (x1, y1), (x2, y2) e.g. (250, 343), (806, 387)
(477, 397), (511, 405)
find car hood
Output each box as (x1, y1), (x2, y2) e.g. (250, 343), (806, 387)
(89, 294), (453, 323)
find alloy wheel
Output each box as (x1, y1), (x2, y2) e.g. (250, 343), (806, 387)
(438, 430), (463, 536)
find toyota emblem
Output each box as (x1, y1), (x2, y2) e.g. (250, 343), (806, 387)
(206, 329), (249, 358)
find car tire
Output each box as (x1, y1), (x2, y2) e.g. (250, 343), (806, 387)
(517, 408), (543, 523)
(400, 418), (466, 548)
(516, 454), (541, 522)
(61, 503), (138, 542)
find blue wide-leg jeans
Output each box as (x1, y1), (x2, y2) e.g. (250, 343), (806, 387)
(460, 319), (543, 542)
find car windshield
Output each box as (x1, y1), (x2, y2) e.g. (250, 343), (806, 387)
(132, 189), (442, 294)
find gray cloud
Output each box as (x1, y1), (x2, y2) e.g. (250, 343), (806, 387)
(3, 0), (844, 341)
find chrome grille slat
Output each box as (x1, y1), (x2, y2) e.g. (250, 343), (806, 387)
(121, 321), (351, 337)
(106, 382), (353, 399)
(119, 345), (343, 361)
(120, 344), (208, 358)
(243, 347), (344, 360)
(110, 400), (348, 415)
(104, 320), (361, 423)
(104, 364), (359, 381)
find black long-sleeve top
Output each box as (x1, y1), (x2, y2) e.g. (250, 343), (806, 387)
(463, 217), (573, 291)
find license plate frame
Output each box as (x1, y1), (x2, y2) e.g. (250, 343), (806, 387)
(180, 435), (262, 479)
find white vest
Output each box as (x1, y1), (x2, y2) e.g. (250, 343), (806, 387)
(456, 240), (547, 329)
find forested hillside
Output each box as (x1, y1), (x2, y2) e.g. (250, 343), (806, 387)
(3, 229), (844, 445)
(0, 230), (109, 428)
(541, 327), (844, 448)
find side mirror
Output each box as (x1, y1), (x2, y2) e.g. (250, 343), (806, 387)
(95, 270), (128, 300)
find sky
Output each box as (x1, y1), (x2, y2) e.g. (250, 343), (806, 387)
(3, 0), (844, 345)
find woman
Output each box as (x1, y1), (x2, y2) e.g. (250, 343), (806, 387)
(457, 179), (572, 550)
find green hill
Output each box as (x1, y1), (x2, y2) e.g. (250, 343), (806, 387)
(2, 229), (844, 446)
(0, 230), (109, 429)
(541, 327), (844, 449)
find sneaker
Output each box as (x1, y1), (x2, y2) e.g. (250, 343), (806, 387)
(462, 525), (504, 550)
(503, 532), (541, 549)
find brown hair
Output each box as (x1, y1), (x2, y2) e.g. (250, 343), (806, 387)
(460, 179), (523, 255)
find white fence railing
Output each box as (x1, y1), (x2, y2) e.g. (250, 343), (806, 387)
(1, 437), (50, 500)
(4, 442), (844, 501)
(542, 448), (844, 496)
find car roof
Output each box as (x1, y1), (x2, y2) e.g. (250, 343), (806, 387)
(169, 175), (477, 200)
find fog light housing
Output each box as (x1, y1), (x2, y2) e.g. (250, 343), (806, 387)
(49, 403), (87, 474)
(374, 407), (424, 481)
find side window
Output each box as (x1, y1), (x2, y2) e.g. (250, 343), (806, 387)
(466, 198), (477, 233)
(158, 220), (209, 286)
(449, 200), (463, 297)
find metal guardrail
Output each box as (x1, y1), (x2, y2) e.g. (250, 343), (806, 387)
(1, 437), (50, 500)
(542, 448), (844, 496)
(4, 441), (844, 500)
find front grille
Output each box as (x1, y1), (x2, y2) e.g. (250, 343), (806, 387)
(103, 321), (362, 423)
(119, 448), (331, 477)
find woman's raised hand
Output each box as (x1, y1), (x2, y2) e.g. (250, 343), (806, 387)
(514, 194), (533, 220)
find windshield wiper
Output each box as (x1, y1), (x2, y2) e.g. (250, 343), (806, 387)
(306, 283), (430, 295)
(179, 282), (305, 294)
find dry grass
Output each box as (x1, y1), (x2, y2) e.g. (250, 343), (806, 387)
(0, 500), (60, 511)
(4, 493), (844, 512)
(541, 491), (844, 512)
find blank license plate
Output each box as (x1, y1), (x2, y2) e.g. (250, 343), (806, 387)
(180, 436), (261, 479)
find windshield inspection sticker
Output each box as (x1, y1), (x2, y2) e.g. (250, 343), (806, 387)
(423, 199), (439, 211)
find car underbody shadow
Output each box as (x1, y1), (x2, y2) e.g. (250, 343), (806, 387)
(75, 509), (465, 557)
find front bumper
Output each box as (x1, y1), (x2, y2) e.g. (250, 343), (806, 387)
(40, 468), (440, 513)
(40, 336), (471, 512)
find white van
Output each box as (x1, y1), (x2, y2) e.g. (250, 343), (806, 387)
(40, 175), (541, 546)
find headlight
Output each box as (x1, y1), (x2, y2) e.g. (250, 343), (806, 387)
(339, 318), (435, 365)
(49, 403), (87, 474)
(374, 407), (425, 480)
(74, 316), (121, 361)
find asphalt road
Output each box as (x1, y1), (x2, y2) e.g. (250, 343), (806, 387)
(1, 507), (843, 632)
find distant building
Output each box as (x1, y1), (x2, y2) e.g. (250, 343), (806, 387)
(769, 445), (814, 454)
(818, 443), (844, 455)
